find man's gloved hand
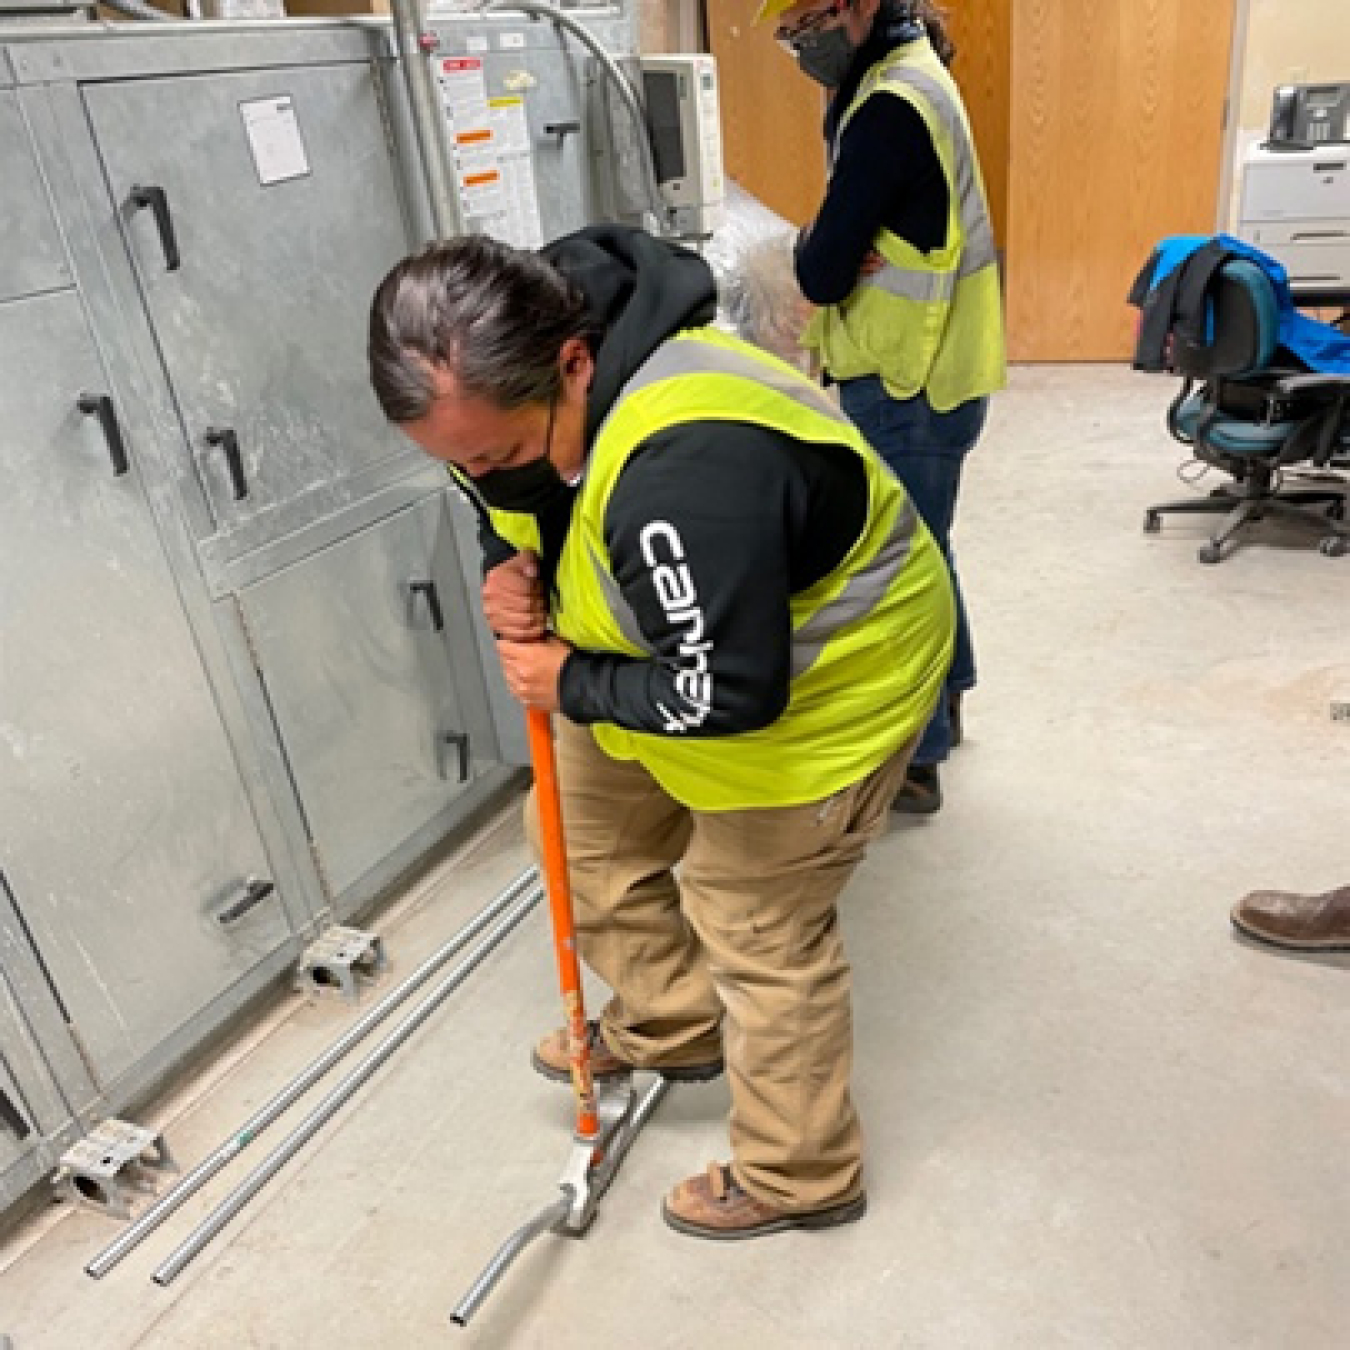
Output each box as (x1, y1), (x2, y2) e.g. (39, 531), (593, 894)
(482, 550), (547, 642)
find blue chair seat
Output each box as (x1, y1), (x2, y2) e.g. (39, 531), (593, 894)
(1173, 393), (1295, 458)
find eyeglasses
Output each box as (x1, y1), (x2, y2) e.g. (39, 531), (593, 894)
(774, 0), (851, 50)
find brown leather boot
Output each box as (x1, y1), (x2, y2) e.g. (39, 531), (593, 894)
(530, 1022), (724, 1084)
(1231, 884), (1350, 951)
(662, 1163), (866, 1241)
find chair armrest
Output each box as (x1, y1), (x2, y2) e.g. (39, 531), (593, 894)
(1272, 373), (1350, 399)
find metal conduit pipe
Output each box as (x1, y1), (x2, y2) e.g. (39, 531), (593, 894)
(85, 868), (540, 1279)
(449, 1075), (670, 1326)
(450, 1191), (573, 1326)
(151, 885), (539, 1286)
(390, 0), (466, 239)
(101, 0), (174, 19)
(481, 0), (673, 235)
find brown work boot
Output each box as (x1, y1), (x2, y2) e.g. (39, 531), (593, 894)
(662, 1163), (866, 1241)
(530, 1022), (723, 1085)
(1231, 884), (1350, 951)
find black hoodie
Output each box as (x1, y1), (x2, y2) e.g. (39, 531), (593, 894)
(531, 224), (868, 738)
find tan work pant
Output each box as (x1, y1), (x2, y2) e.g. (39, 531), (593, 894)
(525, 716), (914, 1212)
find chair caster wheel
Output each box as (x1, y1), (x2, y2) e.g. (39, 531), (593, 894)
(1319, 535), (1347, 558)
(1197, 543), (1222, 565)
(1143, 512), (1161, 534)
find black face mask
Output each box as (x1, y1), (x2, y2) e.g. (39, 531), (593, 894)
(794, 25), (859, 88)
(473, 456), (573, 514)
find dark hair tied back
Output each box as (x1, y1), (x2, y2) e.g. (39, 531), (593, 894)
(893, 0), (955, 65)
(368, 234), (591, 424)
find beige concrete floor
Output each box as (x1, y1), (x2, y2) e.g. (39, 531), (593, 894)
(2, 364), (1348, 1349)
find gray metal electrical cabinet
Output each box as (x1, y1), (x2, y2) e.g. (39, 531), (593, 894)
(1, 872), (100, 1207)
(0, 69), (297, 1112)
(0, 22), (521, 1218)
(0, 9), (643, 1219)
(236, 493), (499, 908)
(426, 13), (636, 245)
(0, 282), (296, 1094)
(81, 59), (421, 567)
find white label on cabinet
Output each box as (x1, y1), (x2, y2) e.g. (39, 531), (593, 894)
(239, 96), (311, 187)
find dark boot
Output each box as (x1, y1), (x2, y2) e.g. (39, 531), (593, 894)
(891, 762), (941, 815)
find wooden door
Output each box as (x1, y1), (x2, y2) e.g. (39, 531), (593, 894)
(1007, 0), (1237, 360)
(946, 1), (1013, 257)
(706, 0), (827, 226)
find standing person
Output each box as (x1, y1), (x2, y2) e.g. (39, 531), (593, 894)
(369, 224), (954, 1238)
(764, 0), (1006, 813)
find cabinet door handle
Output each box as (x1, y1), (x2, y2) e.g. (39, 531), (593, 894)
(217, 878), (276, 926)
(204, 426), (249, 501)
(410, 579), (445, 631)
(77, 392), (130, 477)
(0, 1086), (32, 1141)
(128, 184), (181, 272)
(440, 730), (470, 783)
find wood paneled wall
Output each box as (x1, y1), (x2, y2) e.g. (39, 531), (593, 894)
(945, 0), (1012, 255)
(1006, 0), (1236, 360)
(706, 0), (827, 226)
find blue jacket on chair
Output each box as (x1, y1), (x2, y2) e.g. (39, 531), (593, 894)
(1130, 234), (1350, 374)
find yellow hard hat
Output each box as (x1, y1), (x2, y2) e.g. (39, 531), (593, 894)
(754, 0), (798, 24)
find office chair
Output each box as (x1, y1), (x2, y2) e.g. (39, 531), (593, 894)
(1139, 257), (1350, 564)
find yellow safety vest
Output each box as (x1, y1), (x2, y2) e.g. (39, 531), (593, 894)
(804, 35), (1007, 412)
(475, 326), (954, 811)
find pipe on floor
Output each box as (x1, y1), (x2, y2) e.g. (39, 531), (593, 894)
(150, 886), (539, 1286)
(449, 1074), (671, 1326)
(450, 1190), (574, 1326)
(85, 869), (540, 1280)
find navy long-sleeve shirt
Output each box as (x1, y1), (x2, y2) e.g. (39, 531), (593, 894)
(795, 34), (950, 307)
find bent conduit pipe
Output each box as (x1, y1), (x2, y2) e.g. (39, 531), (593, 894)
(449, 1075), (671, 1327)
(85, 869), (540, 1279)
(152, 886), (539, 1286)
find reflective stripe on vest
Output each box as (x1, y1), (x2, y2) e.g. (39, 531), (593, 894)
(581, 333), (921, 682)
(807, 36), (1006, 410)
(841, 48), (998, 292)
(540, 325), (954, 811)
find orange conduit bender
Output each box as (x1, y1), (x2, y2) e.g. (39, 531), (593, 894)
(451, 708), (670, 1327)
(525, 706), (599, 1140)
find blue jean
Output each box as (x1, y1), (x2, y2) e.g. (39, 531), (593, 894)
(838, 376), (987, 766)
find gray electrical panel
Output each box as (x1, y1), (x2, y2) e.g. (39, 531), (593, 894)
(0, 8), (639, 1219)
(83, 61), (419, 564)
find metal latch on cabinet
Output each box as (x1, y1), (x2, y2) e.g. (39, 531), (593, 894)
(295, 926), (387, 1003)
(216, 877), (277, 926)
(0, 1087), (32, 1141)
(55, 1119), (177, 1221)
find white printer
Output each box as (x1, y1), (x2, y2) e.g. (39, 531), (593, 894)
(1236, 141), (1350, 296)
